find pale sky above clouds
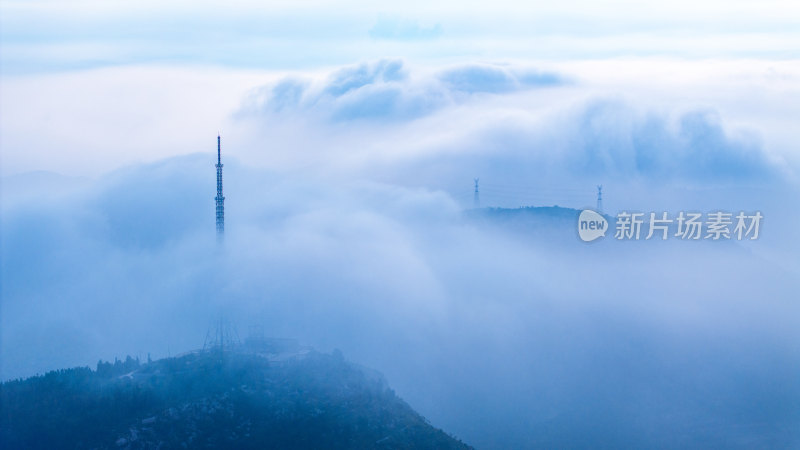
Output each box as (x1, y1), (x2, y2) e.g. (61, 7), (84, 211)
(1, 0), (799, 74)
(2, 0), (798, 177)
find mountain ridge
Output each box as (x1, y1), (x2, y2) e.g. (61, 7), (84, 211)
(1, 346), (471, 449)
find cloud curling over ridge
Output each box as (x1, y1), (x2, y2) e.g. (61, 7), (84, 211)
(239, 59), (568, 122)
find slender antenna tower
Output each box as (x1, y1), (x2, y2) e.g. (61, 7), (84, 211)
(215, 135), (225, 240)
(596, 185), (603, 213)
(474, 178), (480, 208)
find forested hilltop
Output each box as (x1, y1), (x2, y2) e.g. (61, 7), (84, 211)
(1, 347), (470, 449)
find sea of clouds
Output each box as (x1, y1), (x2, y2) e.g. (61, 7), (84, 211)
(2, 59), (799, 448)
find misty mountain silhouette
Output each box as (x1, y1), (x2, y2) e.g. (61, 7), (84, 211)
(1, 346), (470, 449)
(466, 205), (587, 240)
(470, 205), (583, 223)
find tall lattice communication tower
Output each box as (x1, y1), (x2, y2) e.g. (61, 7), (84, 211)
(215, 135), (225, 239)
